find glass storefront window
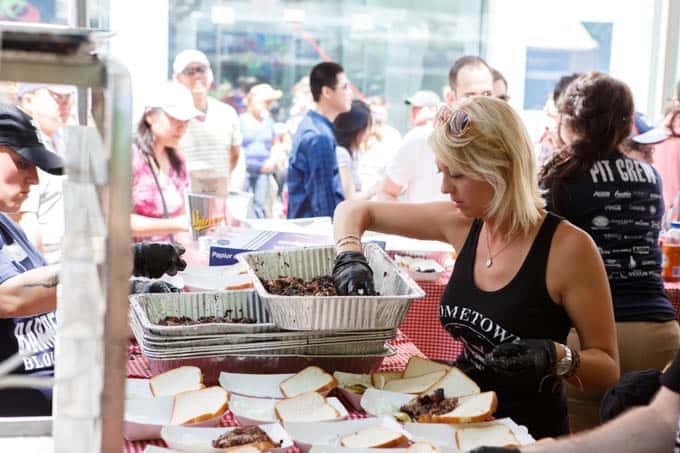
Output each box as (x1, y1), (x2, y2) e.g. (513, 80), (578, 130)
(169, 0), (487, 132)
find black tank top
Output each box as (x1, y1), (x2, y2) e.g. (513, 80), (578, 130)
(439, 212), (572, 438)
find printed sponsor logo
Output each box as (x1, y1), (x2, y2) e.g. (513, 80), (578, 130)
(624, 235), (644, 240)
(634, 220), (650, 227)
(651, 221), (661, 229)
(603, 233), (623, 240)
(650, 205), (657, 215)
(633, 246), (651, 254)
(609, 271), (628, 280)
(612, 248), (632, 254)
(604, 205), (622, 211)
(615, 191), (632, 199)
(593, 191), (611, 198)
(605, 260), (623, 269)
(641, 260), (657, 266)
(649, 193), (662, 200)
(629, 205), (646, 212)
(628, 270), (651, 278)
(611, 219), (633, 226)
(592, 216), (609, 227)
(599, 248), (611, 256)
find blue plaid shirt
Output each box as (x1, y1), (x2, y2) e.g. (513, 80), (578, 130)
(286, 110), (345, 218)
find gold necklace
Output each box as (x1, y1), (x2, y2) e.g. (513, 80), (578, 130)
(484, 225), (514, 268)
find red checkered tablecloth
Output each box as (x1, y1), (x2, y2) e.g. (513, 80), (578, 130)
(398, 271), (464, 362)
(664, 281), (680, 317)
(123, 331), (425, 453)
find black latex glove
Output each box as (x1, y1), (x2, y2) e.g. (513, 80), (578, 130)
(486, 339), (557, 387)
(332, 251), (376, 296)
(130, 278), (181, 294)
(467, 447), (521, 453)
(133, 242), (187, 279)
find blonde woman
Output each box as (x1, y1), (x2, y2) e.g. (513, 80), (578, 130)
(332, 96), (619, 439)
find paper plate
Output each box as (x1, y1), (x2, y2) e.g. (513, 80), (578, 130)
(230, 394), (347, 426)
(161, 422), (293, 453)
(219, 372), (293, 398)
(360, 388), (414, 418)
(123, 396), (225, 441)
(284, 416), (411, 453)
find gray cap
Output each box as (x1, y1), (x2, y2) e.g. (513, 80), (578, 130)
(405, 90), (441, 108)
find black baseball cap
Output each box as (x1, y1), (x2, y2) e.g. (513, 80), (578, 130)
(0, 103), (64, 175)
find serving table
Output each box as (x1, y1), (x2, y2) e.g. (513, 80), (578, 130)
(123, 331), (425, 453)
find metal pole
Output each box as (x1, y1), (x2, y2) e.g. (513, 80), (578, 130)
(76, 0), (89, 125)
(99, 59), (132, 453)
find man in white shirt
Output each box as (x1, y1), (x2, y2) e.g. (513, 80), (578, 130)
(174, 49), (242, 195)
(13, 83), (75, 264)
(380, 56), (494, 202)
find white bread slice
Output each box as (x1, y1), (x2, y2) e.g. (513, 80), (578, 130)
(149, 366), (203, 397)
(279, 366), (337, 397)
(455, 424), (519, 450)
(421, 367), (480, 398)
(383, 370), (447, 394)
(406, 442), (439, 453)
(418, 391), (497, 423)
(339, 425), (406, 448)
(370, 371), (402, 389)
(403, 356), (451, 378)
(274, 391), (340, 422)
(169, 386), (229, 425)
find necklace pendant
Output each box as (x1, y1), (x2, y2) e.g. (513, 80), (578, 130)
(485, 258), (493, 268)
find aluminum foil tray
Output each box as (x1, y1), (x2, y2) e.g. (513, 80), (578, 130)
(145, 344), (396, 384)
(238, 243), (425, 331)
(129, 290), (277, 336)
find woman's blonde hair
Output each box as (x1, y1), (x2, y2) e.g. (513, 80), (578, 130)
(428, 96), (545, 237)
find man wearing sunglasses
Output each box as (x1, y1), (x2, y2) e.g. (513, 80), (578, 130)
(380, 55), (494, 203)
(173, 49), (242, 196)
(286, 61), (352, 219)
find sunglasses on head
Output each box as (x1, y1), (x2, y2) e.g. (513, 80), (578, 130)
(181, 66), (208, 76)
(434, 104), (471, 137)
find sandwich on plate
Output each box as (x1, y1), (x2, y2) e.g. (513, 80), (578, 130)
(211, 425), (283, 451)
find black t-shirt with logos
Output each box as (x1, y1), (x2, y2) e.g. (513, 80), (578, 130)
(544, 151), (676, 322)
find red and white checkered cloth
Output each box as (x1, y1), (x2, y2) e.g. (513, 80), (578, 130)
(664, 281), (680, 317)
(123, 332), (424, 453)
(398, 271), (464, 362)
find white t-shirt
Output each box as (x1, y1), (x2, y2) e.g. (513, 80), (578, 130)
(180, 97), (242, 193)
(385, 124), (449, 203)
(21, 170), (64, 264)
(336, 145), (362, 192)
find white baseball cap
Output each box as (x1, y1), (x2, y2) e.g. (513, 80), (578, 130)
(145, 82), (204, 121)
(173, 49), (210, 75)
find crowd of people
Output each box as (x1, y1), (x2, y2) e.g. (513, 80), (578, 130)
(1, 41), (680, 451)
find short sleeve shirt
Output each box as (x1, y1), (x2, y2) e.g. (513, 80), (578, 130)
(0, 213), (55, 377)
(336, 145), (362, 192)
(131, 144), (188, 241)
(180, 97), (242, 177)
(385, 124), (449, 203)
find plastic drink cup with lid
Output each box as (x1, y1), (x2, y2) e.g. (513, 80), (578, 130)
(662, 221), (680, 282)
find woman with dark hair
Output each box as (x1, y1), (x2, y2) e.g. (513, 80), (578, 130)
(540, 72), (680, 432)
(131, 82), (202, 241)
(334, 100), (376, 200)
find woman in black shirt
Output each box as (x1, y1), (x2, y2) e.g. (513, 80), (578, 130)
(540, 72), (680, 432)
(332, 96), (619, 438)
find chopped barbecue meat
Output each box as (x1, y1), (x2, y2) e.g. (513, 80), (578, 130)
(157, 315), (196, 326)
(157, 312), (256, 326)
(262, 275), (338, 296)
(211, 426), (281, 449)
(400, 388), (458, 419)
